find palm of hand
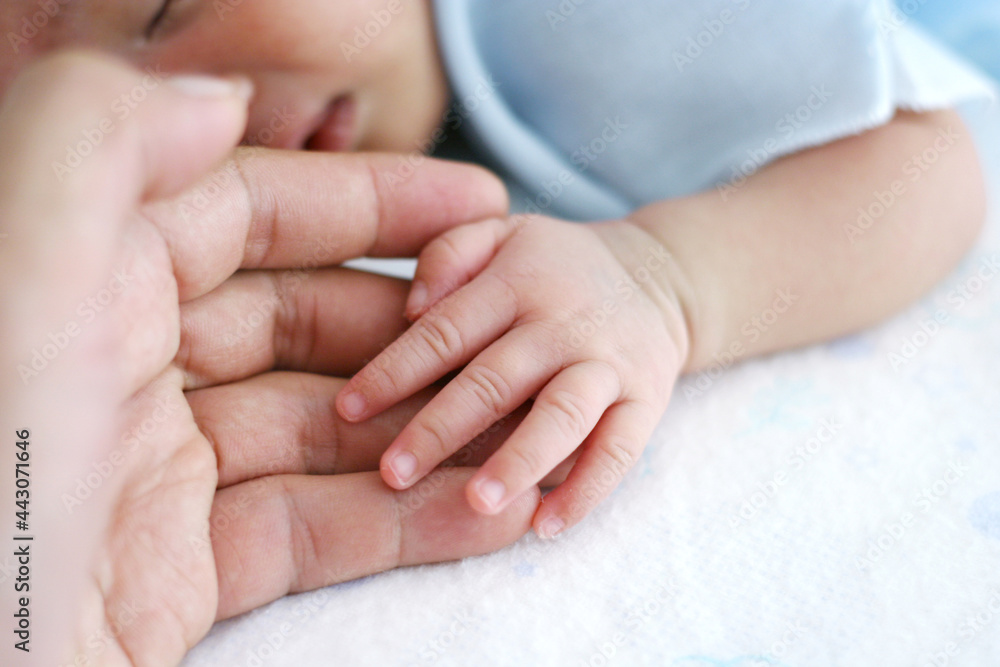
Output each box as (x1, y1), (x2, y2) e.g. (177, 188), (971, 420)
(0, 54), (533, 667)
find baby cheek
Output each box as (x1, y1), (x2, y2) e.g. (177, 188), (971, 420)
(155, 1), (373, 72)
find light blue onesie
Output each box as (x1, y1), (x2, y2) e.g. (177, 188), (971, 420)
(432, 0), (995, 221)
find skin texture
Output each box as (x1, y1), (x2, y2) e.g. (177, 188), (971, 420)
(0, 2), (989, 665)
(0, 53), (536, 667)
(336, 111), (986, 539)
(0, 0), (449, 151)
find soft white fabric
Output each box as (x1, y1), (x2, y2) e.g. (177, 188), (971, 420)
(434, 0), (996, 221)
(184, 104), (1000, 667)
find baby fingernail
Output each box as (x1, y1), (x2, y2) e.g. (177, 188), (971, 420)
(390, 452), (418, 485)
(477, 478), (507, 511)
(537, 517), (565, 540)
(339, 391), (367, 420)
(407, 281), (428, 317)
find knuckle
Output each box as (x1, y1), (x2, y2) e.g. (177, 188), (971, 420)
(540, 321), (578, 359)
(232, 149), (278, 265)
(538, 389), (591, 441)
(586, 359), (624, 390)
(277, 477), (321, 586)
(271, 276), (309, 360)
(593, 439), (636, 484)
(503, 443), (545, 479)
(356, 344), (409, 398)
(510, 213), (546, 233)
(414, 311), (465, 363)
(412, 413), (459, 461)
(430, 231), (465, 266)
(483, 271), (521, 312)
(456, 365), (511, 416)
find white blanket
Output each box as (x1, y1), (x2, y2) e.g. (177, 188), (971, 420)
(184, 105), (1000, 667)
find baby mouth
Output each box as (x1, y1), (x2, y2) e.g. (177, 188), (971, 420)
(305, 95), (358, 152)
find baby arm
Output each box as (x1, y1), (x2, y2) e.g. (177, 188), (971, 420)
(634, 110), (985, 371)
(337, 109), (985, 537)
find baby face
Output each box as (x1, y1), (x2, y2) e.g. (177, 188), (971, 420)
(0, 0), (449, 152)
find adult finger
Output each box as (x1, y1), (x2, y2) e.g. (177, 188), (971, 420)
(186, 372), (525, 486)
(142, 148), (510, 303)
(0, 52), (249, 666)
(175, 268), (411, 389)
(211, 469), (540, 620)
(0, 52), (251, 391)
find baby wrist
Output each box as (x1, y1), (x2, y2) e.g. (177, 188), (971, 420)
(591, 219), (695, 372)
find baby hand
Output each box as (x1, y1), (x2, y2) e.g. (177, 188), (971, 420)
(336, 216), (690, 538)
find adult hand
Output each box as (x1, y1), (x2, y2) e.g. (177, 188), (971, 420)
(0, 52), (539, 667)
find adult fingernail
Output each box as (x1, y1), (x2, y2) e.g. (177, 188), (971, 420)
(390, 452), (418, 485)
(338, 391), (367, 421)
(407, 281), (428, 317)
(537, 517), (565, 540)
(168, 74), (253, 101)
(476, 478), (507, 512)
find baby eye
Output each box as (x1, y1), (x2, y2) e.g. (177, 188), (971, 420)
(145, 0), (175, 39)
